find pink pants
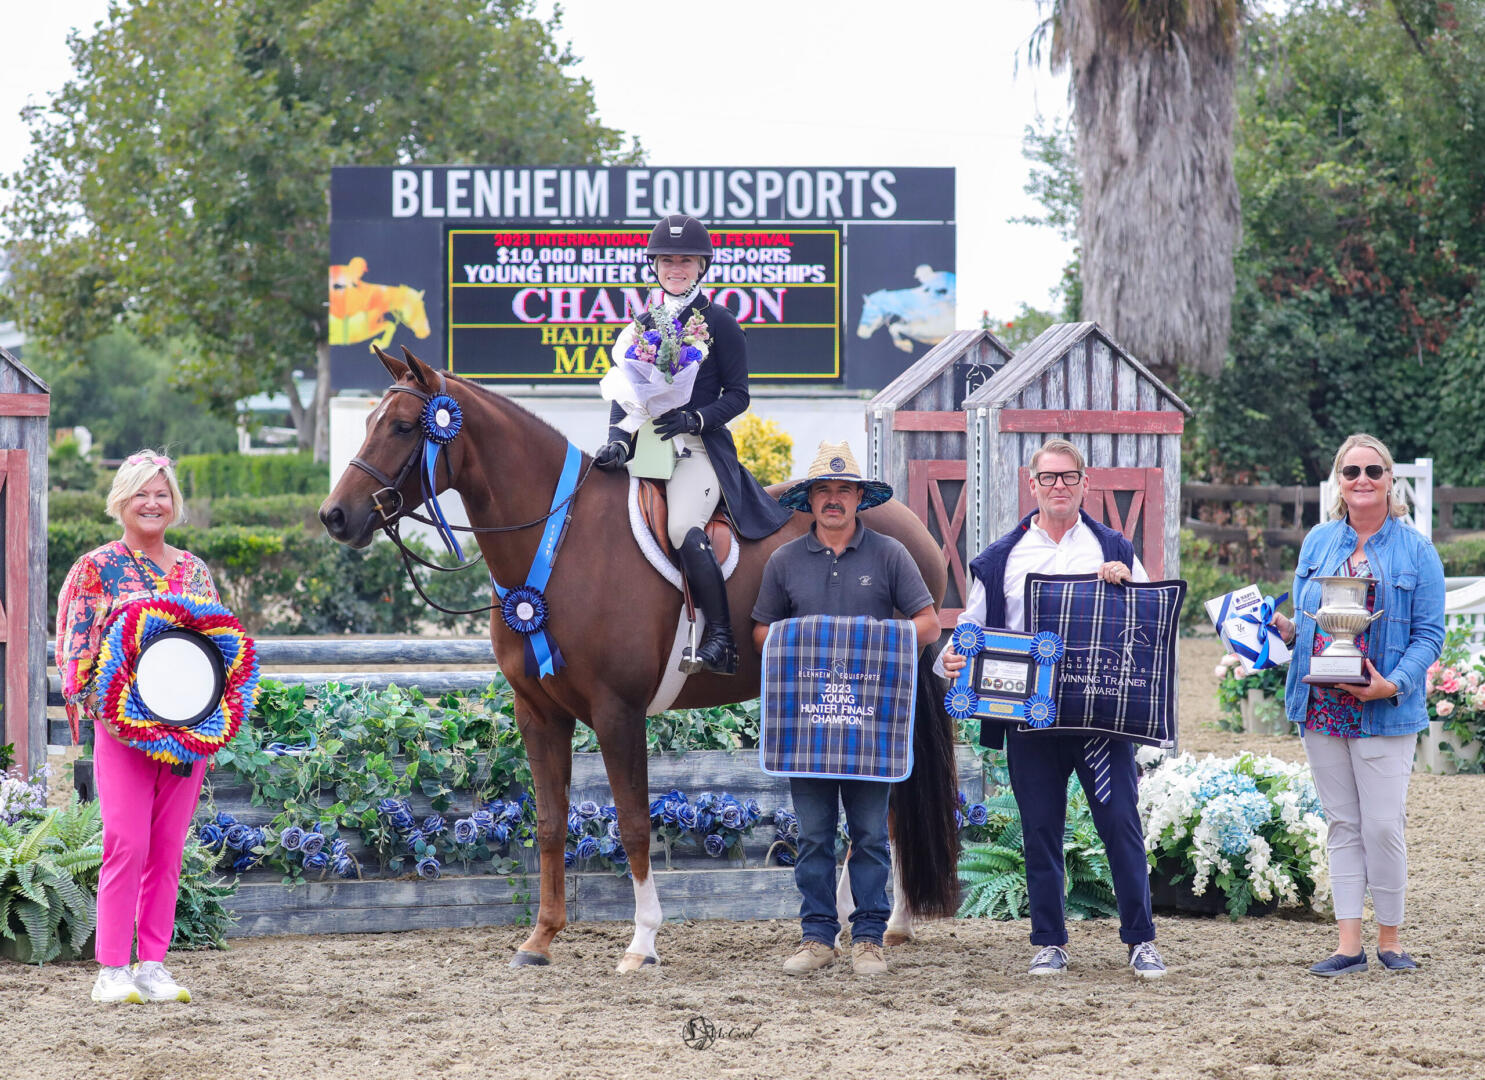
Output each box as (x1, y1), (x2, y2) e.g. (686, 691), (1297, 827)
(93, 731), (206, 966)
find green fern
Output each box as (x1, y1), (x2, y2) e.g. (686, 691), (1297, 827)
(0, 802), (102, 964)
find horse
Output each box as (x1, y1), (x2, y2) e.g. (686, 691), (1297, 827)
(329, 257), (432, 349)
(319, 345), (961, 972)
(856, 268), (956, 354)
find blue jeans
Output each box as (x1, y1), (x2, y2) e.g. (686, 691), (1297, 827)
(789, 776), (891, 946)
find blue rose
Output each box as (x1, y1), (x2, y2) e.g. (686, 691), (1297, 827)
(214, 811), (237, 828)
(678, 344), (701, 367)
(610, 843), (629, 865)
(744, 799), (762, 822)
(967, 803), (990, 827)
(416, 856), (441, 880)
(403, 827), (425, 846)
(331, 839), (349, 859)
(598, 837), (617, 857)
(576, 800), (600, 820)
(564, 848), (576, 868)
(643, 329), (661, 347)
(661, 800), (682, 826)
(606, 820), (622, 841)
(471, 809), (495, 836)
(231, 853), (260, 872)
(704, 834), (727, 858)
(453, 818), (478, 844)
(224, 823), (251, 851)
(696, 792), (718, 810)
(499, 802), (524, 824)
(720, 805), (743, 830)
(696, 810), (716, 833)
(422, 814), (447, 837)
(775, 848), (796, 867)
(389, 809), (418, 833)
(648, 796), (667, 818)
(954, 808), (966, 830)
(298, 832), (326, 858)
(576, 836), (599, 861)
(279, 826), (306, 852)
(376, 798), (407, 816)
(198, 822), (225, 852)
(303, 851), (329, 872)
(333, 856), (358, 879)
(677, 804), (699, 831)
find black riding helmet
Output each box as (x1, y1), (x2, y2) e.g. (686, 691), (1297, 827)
(646, 214), (713, 291)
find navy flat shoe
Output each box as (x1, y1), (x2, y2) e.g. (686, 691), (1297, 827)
(1308, 951), (1368, 977)
(1376, 949), (1418, 972)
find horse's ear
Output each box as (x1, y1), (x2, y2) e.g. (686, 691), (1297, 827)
(373, 345), (408, 382)
(401, 345), (434, 388)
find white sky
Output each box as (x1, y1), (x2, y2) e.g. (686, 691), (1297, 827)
(2, 0), (1075, 324)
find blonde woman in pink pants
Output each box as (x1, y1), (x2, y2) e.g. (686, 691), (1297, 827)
(57, 451), (220, 1004)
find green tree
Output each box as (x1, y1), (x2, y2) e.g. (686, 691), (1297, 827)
(3, 0), (638, 460)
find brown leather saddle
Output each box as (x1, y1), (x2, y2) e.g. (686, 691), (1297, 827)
(636, 479), (734, 565)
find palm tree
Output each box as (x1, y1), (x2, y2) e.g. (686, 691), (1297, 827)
(1034, 0), (1243, 379)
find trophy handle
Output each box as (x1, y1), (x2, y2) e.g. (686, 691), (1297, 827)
(1302, 610), (1319, 621)
(1368, 608), (1386, 624)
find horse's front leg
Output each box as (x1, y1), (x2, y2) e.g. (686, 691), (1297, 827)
(593, 705), (662, 973)
(884, 853), (916, 946)
(510, 706), (576, 967)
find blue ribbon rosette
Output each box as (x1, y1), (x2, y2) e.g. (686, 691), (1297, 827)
(419, 394), (465, 560)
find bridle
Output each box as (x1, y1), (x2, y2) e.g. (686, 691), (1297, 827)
(345, 372), (596, 615)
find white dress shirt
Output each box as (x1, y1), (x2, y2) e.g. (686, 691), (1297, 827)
(935, 515), (1147, 677)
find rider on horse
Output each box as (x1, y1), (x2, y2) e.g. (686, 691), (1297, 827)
(593, 214), (793, 675)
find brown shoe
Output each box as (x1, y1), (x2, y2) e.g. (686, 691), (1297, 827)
(783, 941), (838, 974)
(852, 940), (888, 976)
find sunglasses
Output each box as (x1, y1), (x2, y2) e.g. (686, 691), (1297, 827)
(1034, 470), (1084, 488)
(127, 453), (171, 467)
(1339, 464), (1387, 481)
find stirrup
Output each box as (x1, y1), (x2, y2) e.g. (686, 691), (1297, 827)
(679, 617), (704, 674)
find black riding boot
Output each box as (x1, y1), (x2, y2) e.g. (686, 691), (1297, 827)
(677, 527), (738, 675)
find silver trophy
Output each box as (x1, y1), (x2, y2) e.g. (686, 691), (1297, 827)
(1301, 575), (1384, 686)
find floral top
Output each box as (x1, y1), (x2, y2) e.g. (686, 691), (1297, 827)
(55, 540), (219, 742)
(1304, 556), (1374, 738)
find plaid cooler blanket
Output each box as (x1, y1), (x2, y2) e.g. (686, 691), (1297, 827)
(760, 615), (919, 781)
(1024, 574), (1187, 747)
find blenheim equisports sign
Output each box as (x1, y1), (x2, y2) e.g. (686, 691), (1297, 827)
(330, 166), (954, 391)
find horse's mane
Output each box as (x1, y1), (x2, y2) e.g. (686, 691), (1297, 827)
(439, 368), (574, 452)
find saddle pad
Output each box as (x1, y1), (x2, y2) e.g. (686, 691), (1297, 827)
(1022, 574), (1186, 747)
(628, 475), (739, 590)
(760, 615), (918, 781)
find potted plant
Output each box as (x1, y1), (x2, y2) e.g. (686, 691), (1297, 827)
(1418, 629), (1485, 774)
(1138, 751), (1329, 919)
(0, 800), (103, 964)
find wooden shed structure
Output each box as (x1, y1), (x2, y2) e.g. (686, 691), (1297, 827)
(866, 329), (1013, 626)
(964, 322), (1190, 577)
(0, 346), (50, 776)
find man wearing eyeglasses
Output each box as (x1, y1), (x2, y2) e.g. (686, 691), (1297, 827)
(938, 438), (1165, 980)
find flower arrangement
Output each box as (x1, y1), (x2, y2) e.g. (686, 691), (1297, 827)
(0, 766), (48, 826)
(648, 789), (764, 868)
(565, 799), (628, 874)
(1138, 751), (1329, 918)
(1423, 627), (1485, 771)
(624, 308), (710, 381)
(1214, 652), (1288, 732)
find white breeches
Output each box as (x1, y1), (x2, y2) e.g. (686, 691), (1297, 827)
(665, 434), (720, 549)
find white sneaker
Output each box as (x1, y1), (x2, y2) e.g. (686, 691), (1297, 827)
(133, 961), (191, 1002)
(91, 965), (144, 1004)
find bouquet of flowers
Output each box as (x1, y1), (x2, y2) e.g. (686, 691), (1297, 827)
(1138, 751), (1329, 917)
(599, 305), (711, 434)
(648, 788), (764, 867)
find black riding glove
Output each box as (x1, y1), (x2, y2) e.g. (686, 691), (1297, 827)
(593, 440), (630, 469)
(653, 408), (702, 441)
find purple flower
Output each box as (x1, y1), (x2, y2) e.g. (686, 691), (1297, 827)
(279, 826), (306, 852)
(678, 344), (701, 367)
(298, 832), (326, 858)
(453, 818), (478, 845)
(704, 834), (726, 858)
(644, 329), (661, 347)
(416, 856), (441, 880)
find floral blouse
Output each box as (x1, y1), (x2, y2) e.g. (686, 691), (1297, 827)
(1304, 555), (1374, 739)
(55, 540), (219, 742)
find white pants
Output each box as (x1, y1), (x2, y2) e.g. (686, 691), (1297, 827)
(1301, 728), (1415, 925)
(665, 434), (720, 549)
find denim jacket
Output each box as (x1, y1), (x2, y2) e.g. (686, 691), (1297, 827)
(1283, 514), (1445, 735)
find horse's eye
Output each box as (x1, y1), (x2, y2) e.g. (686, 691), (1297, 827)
(393, 419), (417, 435)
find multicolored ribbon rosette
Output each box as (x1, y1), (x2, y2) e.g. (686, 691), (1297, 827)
(94, 594), (261, 767)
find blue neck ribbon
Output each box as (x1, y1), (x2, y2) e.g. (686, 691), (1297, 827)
(492, 441), (583, 679)
(422, 439), (465, 562)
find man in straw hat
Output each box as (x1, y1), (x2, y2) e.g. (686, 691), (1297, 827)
(751, 441), (940, 977)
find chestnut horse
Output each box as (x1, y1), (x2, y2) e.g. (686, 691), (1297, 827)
(320, 347), (959, 972)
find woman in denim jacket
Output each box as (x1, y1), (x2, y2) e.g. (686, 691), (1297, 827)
(1271, 434), (1444, 976)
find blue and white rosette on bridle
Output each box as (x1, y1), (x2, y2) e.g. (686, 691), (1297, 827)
(1224, 590), (1289, 671)
(419, 394), (466, 561)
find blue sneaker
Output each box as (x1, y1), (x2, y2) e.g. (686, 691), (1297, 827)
(1309, 951), (1368, 977)
(1128, 941), (1167, 979)
(1376, 949), (1417, 972)
(1028, 945), (1068, 976)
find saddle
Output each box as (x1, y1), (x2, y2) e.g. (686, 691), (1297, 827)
(635, 478), (734, 565)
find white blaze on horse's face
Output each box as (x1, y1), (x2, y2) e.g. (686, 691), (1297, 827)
(655, 253), (703, 296)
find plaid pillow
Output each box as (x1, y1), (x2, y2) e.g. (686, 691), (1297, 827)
(1022, 574), (1186, 747)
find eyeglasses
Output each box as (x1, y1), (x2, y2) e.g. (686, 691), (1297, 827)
(1034, 470), (1084, 488)
(1339, 464), (1387, 481)
(127, 453), (171, 467)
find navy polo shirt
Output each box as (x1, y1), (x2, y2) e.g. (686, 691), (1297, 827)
(751, 522), (935, 624)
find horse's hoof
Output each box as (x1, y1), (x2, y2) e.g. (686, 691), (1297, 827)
(616, 952), (658, 973)
(509, 950), (551, 968)
(884, 929), (915, 947)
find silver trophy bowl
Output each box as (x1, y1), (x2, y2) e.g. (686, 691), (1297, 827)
(1302, 575), (1384, 684)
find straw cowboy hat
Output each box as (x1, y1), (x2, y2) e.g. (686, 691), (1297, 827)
(777, 441), (893, 513)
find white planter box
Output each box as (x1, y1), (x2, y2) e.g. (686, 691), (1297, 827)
(1415, 720), (1483, 774)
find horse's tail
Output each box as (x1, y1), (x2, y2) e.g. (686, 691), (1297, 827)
(889, 644), (962, 920)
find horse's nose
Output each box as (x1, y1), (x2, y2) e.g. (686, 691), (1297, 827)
(319, 501), (347, 541)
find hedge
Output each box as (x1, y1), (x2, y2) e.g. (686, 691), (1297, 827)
(173, 452), (327, 499)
